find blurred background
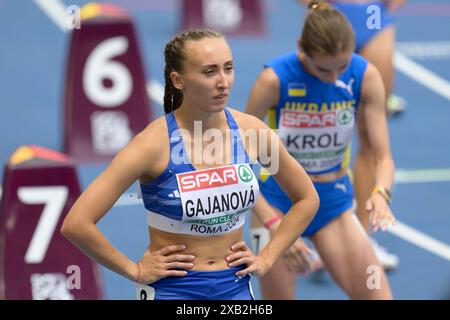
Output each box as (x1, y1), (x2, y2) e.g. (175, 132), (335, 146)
(0, 0), (449, 299)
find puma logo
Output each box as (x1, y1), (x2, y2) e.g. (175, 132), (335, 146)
(335, 78), (354, 96)
(335, 182), (347, 193)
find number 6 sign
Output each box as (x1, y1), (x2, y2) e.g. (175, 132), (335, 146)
(0, 145), (103, 299)
(63, 3), (152, 162)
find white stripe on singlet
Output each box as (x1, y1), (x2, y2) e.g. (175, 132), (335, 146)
(146, 209), (247, 236)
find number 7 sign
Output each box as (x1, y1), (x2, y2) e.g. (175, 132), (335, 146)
(0, 145), (103, 299)
(18, 186), (69, 265)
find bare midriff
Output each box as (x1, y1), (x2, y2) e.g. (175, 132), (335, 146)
(308, 166), (349, 183)
(149, 227), (244, 270)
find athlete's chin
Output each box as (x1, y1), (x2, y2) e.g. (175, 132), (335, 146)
(320, 77), (337, 84)
(208, 103), (227, 113)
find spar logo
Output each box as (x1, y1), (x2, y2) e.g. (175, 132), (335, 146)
(281, 110), (336, 128)
(238, 165), (253, 182)
(177, 165), (238, 193)
(337, 109), (353, 126)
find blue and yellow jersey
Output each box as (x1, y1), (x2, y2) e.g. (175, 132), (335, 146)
(265, 52), (368, 176)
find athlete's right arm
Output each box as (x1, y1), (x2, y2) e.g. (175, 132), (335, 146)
(257, 122), (319, 273)
(245, 67), (281, 225)
(229, 116), (319, 277)
(245, 67), (280, 120)
(245, 68), (317, 275)
(61, 119), (194, 283)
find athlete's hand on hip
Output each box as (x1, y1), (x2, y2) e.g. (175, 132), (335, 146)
(366, 193), (397, 232)
(226, 241), (270, 277)
(282, 238), (314, 275)
(136, 244), (195, 284)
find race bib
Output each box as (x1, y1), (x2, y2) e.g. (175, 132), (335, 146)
(176, 164), (259, 235)
(279, 108), (354, 173)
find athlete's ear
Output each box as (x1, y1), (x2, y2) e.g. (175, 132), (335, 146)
(297, 38), (303, 52)
(170, 71), (184, 90)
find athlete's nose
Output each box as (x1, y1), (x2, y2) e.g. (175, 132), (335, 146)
(217, 71), (230, 90)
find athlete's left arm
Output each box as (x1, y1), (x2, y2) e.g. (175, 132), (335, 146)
(360, 63), (396, 231)
(227, 114), (319, 277)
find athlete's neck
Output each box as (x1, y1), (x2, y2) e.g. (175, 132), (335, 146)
(175, 104), (227, 132)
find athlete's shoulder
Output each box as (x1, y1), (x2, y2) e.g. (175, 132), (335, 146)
(227, 108), (268, 131)
(122, 115), (170, 178)
(140, 114), (166, 136)
(344, 53), (369, 93)
(102, 114), (168, 182)
(360, 62), (385, 102)
(350, 52), (369, 69)
(134, 115), (169, 153)
(257, 67), (280, 88)
(362, 62), (382, 83)
(227, 108), (272, 162)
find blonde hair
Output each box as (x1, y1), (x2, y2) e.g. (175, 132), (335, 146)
(300, 1), (355, 57)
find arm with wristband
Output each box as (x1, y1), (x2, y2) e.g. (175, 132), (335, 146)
(244, 66), (319, 275)
(264, 215), (282, 229)
(360, 63), (396, 232)
(252, 193), (282, 231)
(250, 176), (318, 275)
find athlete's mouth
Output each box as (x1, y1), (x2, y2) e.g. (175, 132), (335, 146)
(214, 93), (228, 100)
